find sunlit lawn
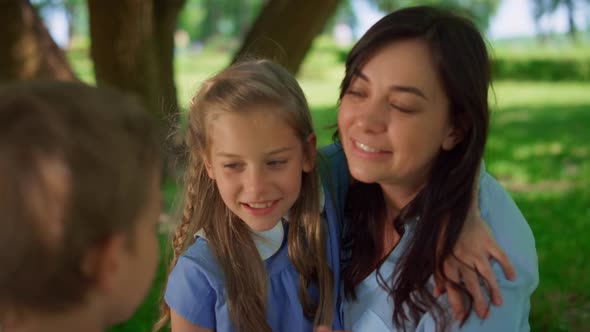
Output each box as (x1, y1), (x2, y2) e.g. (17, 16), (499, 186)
(68, 39), (590, 332)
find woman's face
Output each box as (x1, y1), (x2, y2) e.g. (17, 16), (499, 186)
(338, 39), (461, 194)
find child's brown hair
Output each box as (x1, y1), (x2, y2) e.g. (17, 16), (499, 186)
(0, 81), (161, 321)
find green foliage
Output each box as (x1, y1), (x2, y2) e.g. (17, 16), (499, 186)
(186, 0), (265, 42)
(490, 43), (590, 81)
(531, 0), (589, 38)
(493, 57), (590, 81)
(365, 0), (501, 30)
(177, 0), (206, 41)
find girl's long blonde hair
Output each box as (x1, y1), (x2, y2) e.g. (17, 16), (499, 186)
(155, 59), (333, 332)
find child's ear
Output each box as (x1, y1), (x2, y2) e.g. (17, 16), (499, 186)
(202, 154), (215, 179)
(303, 133), (317, 173)
(82, 233), (127, 292)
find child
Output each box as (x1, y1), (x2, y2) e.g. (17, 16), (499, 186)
(156, 60), (340, 332)
(0, 81), (162, 332)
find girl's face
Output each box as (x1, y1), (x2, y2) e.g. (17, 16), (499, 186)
(203, 105), (315, 232)
(338, 39), (461, 196)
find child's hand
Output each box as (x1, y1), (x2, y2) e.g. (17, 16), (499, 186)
(434, 213), (516, 320)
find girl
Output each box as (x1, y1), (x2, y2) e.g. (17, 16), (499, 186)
(157, 60), (339, 332)
(0, 81), (162, 332)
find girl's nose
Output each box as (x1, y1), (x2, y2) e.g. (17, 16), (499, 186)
(244, 166), (268, 196)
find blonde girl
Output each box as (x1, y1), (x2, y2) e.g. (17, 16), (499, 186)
(156, 60), (339, 332)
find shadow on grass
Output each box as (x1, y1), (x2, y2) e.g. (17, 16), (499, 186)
(487, 103), (590, 332)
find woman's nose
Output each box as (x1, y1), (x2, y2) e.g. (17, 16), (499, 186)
(356, 98), (388, 134)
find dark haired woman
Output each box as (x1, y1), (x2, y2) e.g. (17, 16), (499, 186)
(321, 6), (538, 331)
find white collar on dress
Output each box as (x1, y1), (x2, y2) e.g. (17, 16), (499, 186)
(194, 220), (284, 260)
(194, 185), (326, 260)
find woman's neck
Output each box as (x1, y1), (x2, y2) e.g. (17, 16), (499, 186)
(380, 182), (423, 214)
(379, 182), (424, 258)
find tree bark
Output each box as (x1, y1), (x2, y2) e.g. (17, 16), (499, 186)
(0, 0), (76, 82)
(88, 0), (160, 115)
(232, 0), (341, 75)
(88, 0), (186, 175)
(153, 0), (186, 125)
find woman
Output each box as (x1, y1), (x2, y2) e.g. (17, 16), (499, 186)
(321, 6), (538, 331)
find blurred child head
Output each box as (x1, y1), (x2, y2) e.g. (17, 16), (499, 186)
(0, 81), (162, 329)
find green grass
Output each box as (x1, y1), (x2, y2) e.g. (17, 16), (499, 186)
(487, 82), (590, 332)
(67, 42), (590, 332)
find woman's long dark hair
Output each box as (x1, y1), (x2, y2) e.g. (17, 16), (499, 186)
(339, 6), (491, 331)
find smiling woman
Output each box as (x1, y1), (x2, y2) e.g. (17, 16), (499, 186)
(323, 6), (539, 332)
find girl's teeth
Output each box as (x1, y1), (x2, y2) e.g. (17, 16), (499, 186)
(248, 202), (273, 209)
(355, 141), (379, 152)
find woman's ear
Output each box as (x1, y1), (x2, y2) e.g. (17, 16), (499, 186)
(443, 114), (470, 151)
(442, 125), (464, 151)
(303, 133), (317, 173)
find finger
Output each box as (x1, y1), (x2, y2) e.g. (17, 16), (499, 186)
(444, 264), (465, 320)
(488, 245), (515, 281)
(462, 267), (489, 319)
(447, 280), (466, 321)
(474, 257), (503, 306)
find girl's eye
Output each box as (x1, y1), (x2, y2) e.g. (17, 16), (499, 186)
(223, 163), (241, 169)
(267, 160), (287, 167)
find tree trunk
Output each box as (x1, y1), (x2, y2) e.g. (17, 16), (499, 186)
(88, 0), (160, 115)
(0, 0), (76, 82)
(88, 0), (186, 176)
(153, 0), (186, 125)
(232, 0), (341, 75)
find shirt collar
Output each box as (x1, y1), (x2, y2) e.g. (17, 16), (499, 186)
(194, 185), (326, 260)
(194, 221), (284, 260)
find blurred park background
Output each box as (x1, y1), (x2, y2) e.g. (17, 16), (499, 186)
(1, 0), (589, 331)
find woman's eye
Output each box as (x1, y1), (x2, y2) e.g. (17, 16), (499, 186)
(346, 89), (365, 97)
(391, 104), (414, 113)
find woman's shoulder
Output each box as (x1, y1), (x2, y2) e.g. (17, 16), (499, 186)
(478, 167), (539, 288)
